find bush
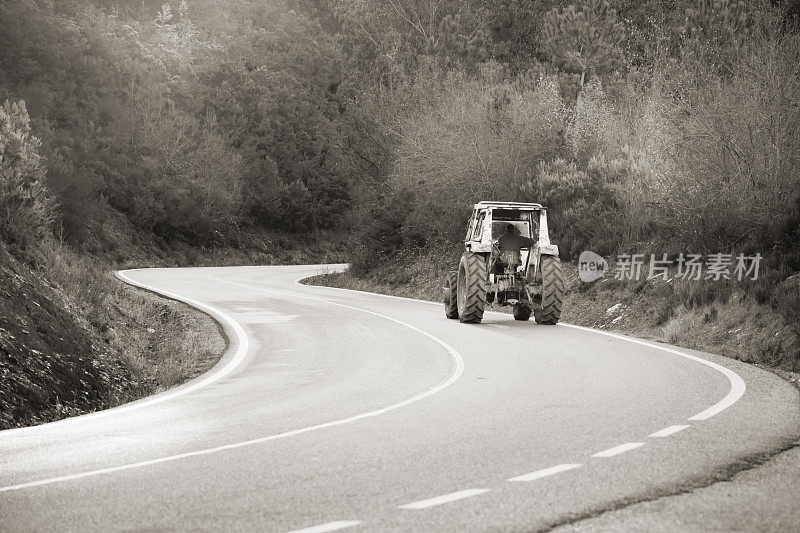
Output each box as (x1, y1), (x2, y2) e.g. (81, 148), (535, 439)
(772, 277), (800, 334)
(129, 112), (245, 243)
(381, 69), (570, 245)
(666, 15), (800, 253)
(566, 79), (620, 164)
(0, 100), (54, 255)
(517, 157), (622, 259)
(348, 189), (412, 276)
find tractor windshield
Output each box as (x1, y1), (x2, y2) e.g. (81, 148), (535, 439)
(492, 220), (532, 240)
(490, 209), (538, 242)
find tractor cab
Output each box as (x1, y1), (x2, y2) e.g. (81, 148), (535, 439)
(444, 201), (563, 324)
(464, 202), (558, 283)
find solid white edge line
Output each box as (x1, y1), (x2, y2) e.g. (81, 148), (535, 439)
(0, 269), (465, 493)
(206, 272), (465, 412)
(398, 489), (491, 509)
(560, 324), (746, 422)
(294, 268), (747, 422)
(508, 463), (583, 482)
(649, 425), (691, 438)
(0, 269), (250, 439)
(591, 442), (646, 458)
(288, 520), (361, 533)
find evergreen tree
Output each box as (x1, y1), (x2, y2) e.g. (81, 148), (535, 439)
(428, 14), (487, 67)
(0, 100), (54, 254)
(682, 0), (753, 75)
(542, 0), (625, 87)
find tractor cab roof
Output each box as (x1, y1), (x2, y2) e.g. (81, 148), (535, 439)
(475, 201), (544, 210)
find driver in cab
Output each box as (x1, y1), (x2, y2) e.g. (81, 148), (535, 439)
(498, 224), (534, 252)
(493, 224), (535, 274)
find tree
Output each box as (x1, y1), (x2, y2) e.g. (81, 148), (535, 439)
(332, 0), (488, 89)
(196, 6), (350, 232)
(682, 0), (754, 75)
(0, 100), (54, 254)
(542, 0), (625, 87)
(427, 14), (487, 68)
(483, 0), (561, 68)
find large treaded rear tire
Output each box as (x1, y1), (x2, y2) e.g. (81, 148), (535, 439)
(457, 252), (488, 323)
(443, 271), (459, 319)
(513, 303), (531, 321)
(535, 255), (563, 325)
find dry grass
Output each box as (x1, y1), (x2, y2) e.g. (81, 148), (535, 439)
(110, 281), (226, 391)
(0, 239), (228, 429)
(41, 239), (228, 389)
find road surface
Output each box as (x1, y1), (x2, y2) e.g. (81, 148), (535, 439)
(1, 265), (798, 532)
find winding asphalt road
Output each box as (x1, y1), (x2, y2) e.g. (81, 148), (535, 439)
(1, 265), (798, 532)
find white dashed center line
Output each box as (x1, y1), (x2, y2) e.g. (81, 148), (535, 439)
(591, 442), (646, 457)
(649, 425), (691, 438)
(399, 489), (491, 509)
(288, 520), (361, 533)
(508, 463), (583, 482)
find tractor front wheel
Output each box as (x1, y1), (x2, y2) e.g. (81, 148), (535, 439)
(513, 303), (531, 321)
(443, 271), (459, 319)
(535, 255), (563, 325)
(457, 252), (488, 323)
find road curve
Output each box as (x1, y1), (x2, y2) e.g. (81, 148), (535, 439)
(1, 265), (798, 532)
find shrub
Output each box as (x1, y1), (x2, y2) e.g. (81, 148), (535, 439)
(383, 70), (570, 245)
(771, 275), (800, 336)
(667, 13), (800, 253)
(131, 111), (245, 243)
(44, 151), (102, 245)
(39, 242), (110, 322)
(566, 79), (620, 164)
(517, 157), (622, 259)
(0, 100), (54, 255)
(348, 189), (412, 276)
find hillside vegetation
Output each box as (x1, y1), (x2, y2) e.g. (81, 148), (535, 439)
(1, 0), (350, 427)
(308, 0), (800, 370)
(1, 0), (799, 426)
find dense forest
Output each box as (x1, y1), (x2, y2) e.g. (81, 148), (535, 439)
(1, 0), (796, 257)
(1, 0), (799, 424)
(1, 0), (798, 259)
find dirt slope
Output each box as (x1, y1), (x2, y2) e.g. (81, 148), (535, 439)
(0, 247), (141, 427)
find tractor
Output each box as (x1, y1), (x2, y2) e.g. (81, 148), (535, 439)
(444, 201), (563, 324)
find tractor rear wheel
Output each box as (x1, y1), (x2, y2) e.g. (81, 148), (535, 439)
(513, 303), (531, 321)
(443, 271), (459, 319)
(535, 255), (563, 325)
(457, 252), (488, 323)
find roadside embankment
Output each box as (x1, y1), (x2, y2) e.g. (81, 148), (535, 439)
(0, 246), (225, 430)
